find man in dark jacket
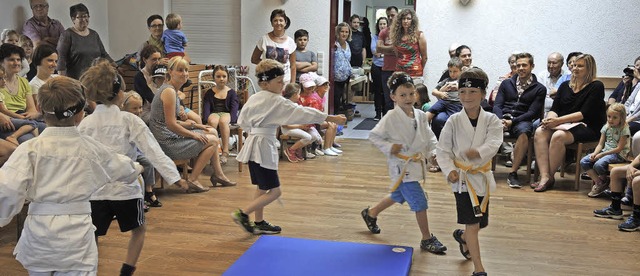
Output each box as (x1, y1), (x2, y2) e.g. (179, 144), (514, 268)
(493, 52), (546, 188)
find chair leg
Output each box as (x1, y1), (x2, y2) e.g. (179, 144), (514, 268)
(575, 144), (583, 191)
(237, 128), (243, 172)
(526, 140), (533, 183)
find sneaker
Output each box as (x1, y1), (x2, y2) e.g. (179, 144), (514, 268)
(323, 148), (339, 156)
(507, 172), (522, 188)
(593, 206), (623, 220)
(618, 215), (640, 232)
(231, 209), (255, 233)
(314, 148), (325, 156)
(588, 182), (609, 198)
(373, 114), (381, 121)
(621, 196), (633, 206)
(295, 148), (304, 160)
(471, 272), (487, 276)
(420, 235), (447, 254)
(330, 147), (343, 154)
(333, 142), (342, 148)
(505, 160), (513, 167)
(361, 208), (381, 234)
(284, 148), (299, 163)
(305, 151), (316, 159)
(253, 220), (282, 234)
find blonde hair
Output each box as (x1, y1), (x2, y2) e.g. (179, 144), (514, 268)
(38, 76), (86, 126)
(165, 13), (182, 30)
(570, 54), (597, 90)
(0, 29), (18, 43)
(121, 90), (142, 110)
(166, 56), (189, 81)
(255, 59), (284, 78)
(79, 62), (125, 105)
(335, 22), (352, 42)
(607, 103), (627, 128)
(282, 83), (300, 99)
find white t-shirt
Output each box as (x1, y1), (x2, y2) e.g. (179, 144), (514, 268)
(29, 74), (58, 95)
(256, 34), (296, 83)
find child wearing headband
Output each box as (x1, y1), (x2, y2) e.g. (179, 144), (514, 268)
(362, 71), (447, 255)
(0, 76), (143, 275)
(232, 59), (346, 234)
(436, 67), (502, 276)
(78, 62), (193, 276)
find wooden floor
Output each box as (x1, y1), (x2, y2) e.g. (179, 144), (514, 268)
(1, 139), (640, 276)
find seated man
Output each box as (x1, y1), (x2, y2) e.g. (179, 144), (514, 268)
(493, 52), (546, 188)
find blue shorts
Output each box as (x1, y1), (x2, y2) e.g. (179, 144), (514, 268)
(390, 181), (428, 212)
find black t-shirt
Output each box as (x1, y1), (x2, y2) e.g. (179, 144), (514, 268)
(348, 30), (365, 67)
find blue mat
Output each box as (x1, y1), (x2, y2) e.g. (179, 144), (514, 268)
(224, 236), (413, 276)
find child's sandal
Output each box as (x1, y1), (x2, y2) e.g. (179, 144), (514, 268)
(220, 152), (229, 165)
(453, 229), (471, 260)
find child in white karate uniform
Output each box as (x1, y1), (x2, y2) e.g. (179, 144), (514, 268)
(77, 63), (192, 275)
(437, 68), (503, 276)
(232, 59), (346, 234)
(361, 71), (447, 254)
(0, 76), (143, 275)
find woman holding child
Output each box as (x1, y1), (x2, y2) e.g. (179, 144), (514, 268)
(149, 56), (236, 189)
(533, 54), (606, 192)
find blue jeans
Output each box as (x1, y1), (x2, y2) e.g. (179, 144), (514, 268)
(580, 153), (627, 176)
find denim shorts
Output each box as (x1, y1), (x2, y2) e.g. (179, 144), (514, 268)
(390, 181), (428, 212)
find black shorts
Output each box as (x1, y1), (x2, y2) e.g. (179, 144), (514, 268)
(248, 161), (280, 190)
(567, 124), (599, 143)
(91, 198), (145, 236)
(454, 192), (489, 229)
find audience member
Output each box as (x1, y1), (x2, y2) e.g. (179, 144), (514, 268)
(487, 52), (518, 108)
(429, 57), (463, 139)
(389, 9), (427, 79)
(593, 152), (640, 232)
(281, 83), (322, 162)
(1, 29), (30, 78)
(348, 14), (366, 67)
(377, 6), (399, 114)
(553, 51), (583, 90)
(533, 54), (606, 192)
(133, 44), (164, 121)
(162, 13), (189, 61)
(22, 0), (64, 48)
(0, 66), (38, 145)
(370, 17), (388, 120)
(609, 56), (639, 104)
(202, 65), (239, 165)
(18, 35), (36, 80)
(0, 44), (43, 127)
(28, 44), (58, 107)
(537, 52), (565, 114)
(493, 52), (546, 188)
(57, 3), (113, 79)
(251, 9), (296, 84)
(299, 73), (341, 156)
(293, 29), (317, 81)
(138, 14), (166, 61)
(333, 22), (352, 113)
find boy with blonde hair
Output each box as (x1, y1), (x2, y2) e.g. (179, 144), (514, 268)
(162, 13), (188, 61)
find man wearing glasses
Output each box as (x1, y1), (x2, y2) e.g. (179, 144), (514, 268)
(23, 0), (65, 48)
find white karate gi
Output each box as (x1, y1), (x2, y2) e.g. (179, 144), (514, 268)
(436, 108), (503, 196)
(0, 127), (139, 273)
(78, 105), (181, 200)
(236, 90), (327, 170)
(369, 105), (437, 185)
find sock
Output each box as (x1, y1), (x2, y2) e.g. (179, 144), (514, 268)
(120, 263), (136, 276)
(625, 186), (634, 198)
(611, 192), (623, 210)
(633, 204), (640, 219)
(254, 220), (264, 225)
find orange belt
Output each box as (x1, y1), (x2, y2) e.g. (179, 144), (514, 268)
(389, 153), (428, 194)
(453, 160), (491, 217)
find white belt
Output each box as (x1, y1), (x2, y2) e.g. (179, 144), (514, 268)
(250, 127), (277, 136)
(28, 201), (92, 215)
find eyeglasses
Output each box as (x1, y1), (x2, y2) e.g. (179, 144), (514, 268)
(75, 14), (90, 20)
(150, 24), (163, 29)
(31, 3), (49, 10)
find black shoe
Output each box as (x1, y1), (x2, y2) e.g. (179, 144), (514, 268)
(253, 220), (282, 234)
(361, 208), (381, 234)
(231, 209), (255, 234)
(505, 159), (513, 167)
(144, 191), (163, 207)
(420, 234), (447, 254)
(581, 172), (591, 180)
(507, 172), (522, 188)
(373, 114), (381, 121)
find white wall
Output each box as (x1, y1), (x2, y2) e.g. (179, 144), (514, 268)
(240, 0), (331, 82)
(417, 0), (640, 95)
(107, 0), (165, 59)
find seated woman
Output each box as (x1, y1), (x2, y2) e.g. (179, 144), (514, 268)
(202, 65), (239, 165)
(133, 44), (164, 122)
(533, 54), (606, 192)
(29, 44), (59, 108)
(0, 43), (45, 143)
(149, 56), (236, 188)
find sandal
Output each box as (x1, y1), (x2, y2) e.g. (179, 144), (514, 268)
(186, 179), (209, 193)
(144, 191), (163, 207)
(220, 152), (229, 165)
(453, 229), (471, 260)
(534, 178), (555, 192)
(428, 165), (441, 173)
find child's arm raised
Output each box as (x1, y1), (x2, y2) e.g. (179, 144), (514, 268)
(325, 114), (347, 125)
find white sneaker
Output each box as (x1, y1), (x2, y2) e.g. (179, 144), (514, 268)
(306, 152), (316, 159)
(315, 148), (325, 156)
(323, 148), (339, 156)
(330, 147), (343, 154)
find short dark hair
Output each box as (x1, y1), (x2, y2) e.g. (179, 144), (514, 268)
(31, 44), (57, 67)
(349, 14), (360, 22)
(515, 52), (534, 65)
(566, 52), (583, 64)
(455, 45), (471, 57)
(69, 3), (89, 19)
(294, 29), (308, 40)
(139, 44), (162, 61)
(270, 9), (291, 30)
(146, 14), (163, 27)
(0, 43), (26, 61)
(386, 6), (398, 13)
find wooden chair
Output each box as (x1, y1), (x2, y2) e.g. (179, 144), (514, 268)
(560, 141), (599, 190)
(157, 159), (191, 189)
(492, 133), (534, 182)
(278, 127), (307, 160)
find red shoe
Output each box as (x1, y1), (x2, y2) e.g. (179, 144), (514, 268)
(284, 148), (299, 163)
